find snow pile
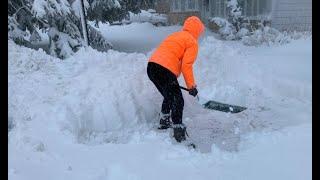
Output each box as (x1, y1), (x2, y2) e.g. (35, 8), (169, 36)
(8, 40), (158, 144)
(197, 36), (311, 108)
(129, 9), (168, 26)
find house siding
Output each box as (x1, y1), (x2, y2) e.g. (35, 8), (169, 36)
(167, 0), (312, 31)
(168, 11), (202, 25)
(168, 0), (202, 25)
(270, 0), (312, 31)
(155, 0), (171, 14)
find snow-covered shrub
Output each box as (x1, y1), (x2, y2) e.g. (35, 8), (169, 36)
(241, 26), (291, 46)
(209, 0), (249, 41)
(33, 0), (88, 58)
(209, 17), (237, 40)
(8, 16), (31, 45)
(8, 0), (112, 59)
(48, 27), (82, 59)
(227, 0), (243, 31)
(235, 27), (250, 39)
(209, 14), (307, 46)
(210, 0), (273, 41)
(86, 0), (141, 26)
(87, 25), (113, 52)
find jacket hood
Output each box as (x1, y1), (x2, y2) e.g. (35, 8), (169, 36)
(182, 16), (205, 39)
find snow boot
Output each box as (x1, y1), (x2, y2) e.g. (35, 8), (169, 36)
(172, 124), (187, 142)
(158, 112), (172, 130)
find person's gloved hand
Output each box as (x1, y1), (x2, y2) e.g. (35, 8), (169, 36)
(189, 86), (198, 97)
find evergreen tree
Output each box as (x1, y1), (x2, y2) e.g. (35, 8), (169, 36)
(86, 0), (142, 26)
(227, 0), (244, 32)
(8, 0), (112, 59)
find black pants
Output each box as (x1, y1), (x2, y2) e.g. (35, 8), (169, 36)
(147, 62), (184, 124)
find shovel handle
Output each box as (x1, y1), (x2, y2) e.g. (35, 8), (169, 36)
(179, 86), (190, 91)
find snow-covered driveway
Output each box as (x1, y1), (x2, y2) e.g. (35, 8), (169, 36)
(8, 23), (311, 180)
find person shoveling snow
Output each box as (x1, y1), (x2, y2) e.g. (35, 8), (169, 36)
(147, 16), (205, 144)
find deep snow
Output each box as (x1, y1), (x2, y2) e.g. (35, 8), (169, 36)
(8, 22), (311, 180)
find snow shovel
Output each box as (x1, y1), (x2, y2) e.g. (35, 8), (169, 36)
(179, 86), (247, 113)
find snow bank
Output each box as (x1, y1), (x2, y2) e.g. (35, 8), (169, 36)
(8, 40), (159, 144)
(196, 36), (312, 106)
(129, 9), (168, 25)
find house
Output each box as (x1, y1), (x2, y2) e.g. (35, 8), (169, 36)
(160, 0), (311, 31)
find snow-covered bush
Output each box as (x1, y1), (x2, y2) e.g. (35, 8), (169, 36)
(241, 26), (291, 46)
(8, 0), (42, 46)
(87, 25), (113, 52)
(8, 16), (31, 45)
(227, 0), (243, 31)
(8, 0), (112, 59)
(87, 0), (141, 26)
(208, 0), (305, 46)
(209, 0), (248, 41)
(235, 27), (250, 39)
(210, 15), (305, 46)
(209, 17), (237, 40)
(32, 0), (85, 59)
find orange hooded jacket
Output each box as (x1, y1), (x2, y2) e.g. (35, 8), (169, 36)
(149, 16), (205, 89)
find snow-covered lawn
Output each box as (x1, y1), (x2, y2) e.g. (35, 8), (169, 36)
(8, 23), (311, 180)
(96, 22), (216, 53)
